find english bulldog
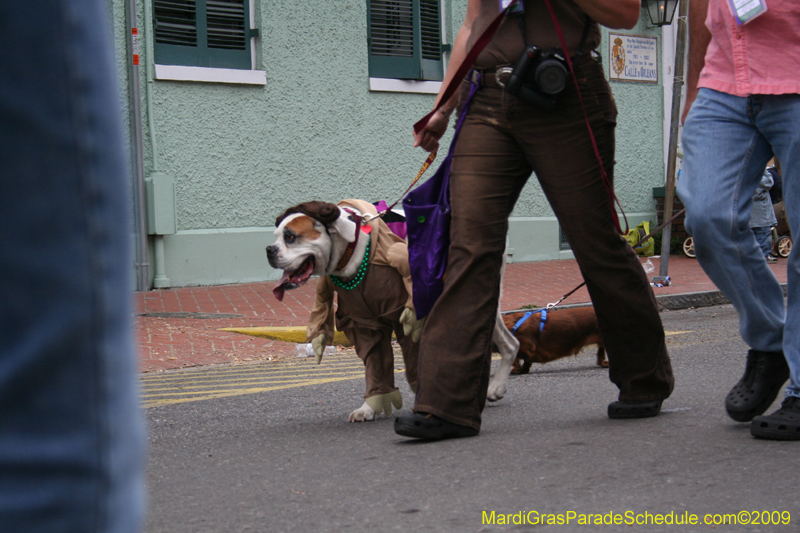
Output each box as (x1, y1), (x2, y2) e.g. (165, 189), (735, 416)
(267, 199), (521, 420)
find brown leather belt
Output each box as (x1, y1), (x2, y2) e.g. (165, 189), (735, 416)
(468, 51), (602, 89)
(468, 68), (509, 88)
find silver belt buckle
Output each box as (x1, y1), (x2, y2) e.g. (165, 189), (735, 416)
(495, 66), (513, 88)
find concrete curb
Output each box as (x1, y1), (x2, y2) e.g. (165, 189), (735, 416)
(504, 283), (788, 315)
(656, 283), (788, 311)
(655, 290), (731, 311)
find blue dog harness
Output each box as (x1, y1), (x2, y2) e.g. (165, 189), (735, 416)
(511, 308), (547, 335)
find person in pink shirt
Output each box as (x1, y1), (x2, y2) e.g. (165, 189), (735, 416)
(677, 0), (800, 440)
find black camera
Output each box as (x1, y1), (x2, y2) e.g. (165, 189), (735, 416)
(502, 45), (570, 109)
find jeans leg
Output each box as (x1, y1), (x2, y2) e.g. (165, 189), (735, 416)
(0, 2), (146, 532)
(751, 227), (773, 257)
(679, 89), (784, 356)
(754, 94), (800, 398)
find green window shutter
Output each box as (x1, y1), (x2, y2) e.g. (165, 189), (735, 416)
(154, 0), (251, 70)
(154, 0), (202, 66)
(368, 0), (443, 81)
(418, 0), (443, 80)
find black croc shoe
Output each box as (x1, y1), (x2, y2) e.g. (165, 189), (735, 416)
(608, 399), (663, 419)
(394, 412), (479, 440)
(725, 350), (790, 422)
(751, 396), (800, 441)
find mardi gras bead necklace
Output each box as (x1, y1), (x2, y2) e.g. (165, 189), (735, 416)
(329, 240), (370, 290)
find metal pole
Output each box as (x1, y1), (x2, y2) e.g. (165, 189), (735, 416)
(655, 0), (689, 284)
(125, 0), (151, 291)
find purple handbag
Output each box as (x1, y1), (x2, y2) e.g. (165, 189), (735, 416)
(403, 77), (480, 319)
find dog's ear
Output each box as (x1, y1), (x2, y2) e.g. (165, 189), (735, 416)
(275, 201), (340, 227)
(326, 208), (358, 243)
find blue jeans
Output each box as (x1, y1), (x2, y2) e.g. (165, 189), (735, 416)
(679, 88), (800, 399)
(0, 2), (146, 532)
(751, 227), (773, 257)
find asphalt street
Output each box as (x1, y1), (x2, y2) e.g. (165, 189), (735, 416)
(143, 305), (799, 533)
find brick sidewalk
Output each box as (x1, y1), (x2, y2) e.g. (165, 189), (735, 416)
(135, 255), (788, 373)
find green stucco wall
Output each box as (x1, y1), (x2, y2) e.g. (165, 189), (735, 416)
(111, 0), (668, 287)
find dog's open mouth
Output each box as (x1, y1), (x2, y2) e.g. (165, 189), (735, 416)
(272, 256), (316, 301)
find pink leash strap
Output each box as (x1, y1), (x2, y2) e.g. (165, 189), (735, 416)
(413, 3), (515, 135)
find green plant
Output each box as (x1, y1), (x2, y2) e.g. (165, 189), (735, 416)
(652, 230), (686, 255)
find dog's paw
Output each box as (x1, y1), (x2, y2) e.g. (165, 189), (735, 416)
(363, 390), (403, 418)
(599, 360), (609, 368)
(311, 333), (327, 364)
(348, 402), (377, 422)
(487, 380), (507, 402)
(399, 308), (425, 343)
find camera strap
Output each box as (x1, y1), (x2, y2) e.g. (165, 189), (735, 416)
(515, 11), (592, 62)
(541, 0), (629, 235)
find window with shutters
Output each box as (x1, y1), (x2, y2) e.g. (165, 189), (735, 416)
(368, 0), (444, 82)
(154, 0), (251, 70)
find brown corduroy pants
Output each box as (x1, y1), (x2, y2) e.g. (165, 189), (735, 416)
(414, 58), (674, 431)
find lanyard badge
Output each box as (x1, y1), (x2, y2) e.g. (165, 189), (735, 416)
(499, 0), (524, 14)
(727, 0), (767, 24)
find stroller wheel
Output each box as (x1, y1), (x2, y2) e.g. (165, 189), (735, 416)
(777, 235), (792, 258)
(682, 236), (696, 258)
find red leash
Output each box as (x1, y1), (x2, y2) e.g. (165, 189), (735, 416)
(413, 3), (515, 135)
(382, 3), (515, 216)
(542, 0), (628, 235)
(408, 0), (629, 237)
(547, 208), (686, 308)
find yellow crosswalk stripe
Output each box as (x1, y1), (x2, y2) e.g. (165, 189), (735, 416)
(140, 365), (367, 386)
(141, 373), (369, 393)
(141, 332), (692, 409)
(141, 354), (405, 408)
(142, 376), (374, 408)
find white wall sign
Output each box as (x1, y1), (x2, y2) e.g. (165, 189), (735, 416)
(609, 33), (658, 84)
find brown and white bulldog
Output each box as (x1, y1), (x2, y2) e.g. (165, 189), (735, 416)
(267, 199), (423, 422)
(267, 199), (522, 420)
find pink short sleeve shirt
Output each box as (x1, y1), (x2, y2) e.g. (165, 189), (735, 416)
(700, 0), (800, 96)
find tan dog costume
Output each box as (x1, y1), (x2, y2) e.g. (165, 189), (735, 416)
(306, 200), (419, 413)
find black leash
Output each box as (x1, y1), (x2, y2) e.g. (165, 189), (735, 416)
(543, 208), (687, 309)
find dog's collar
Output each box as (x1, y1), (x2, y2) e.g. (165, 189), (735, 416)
(330, 239), (370, 291)
(511, 309), (547, 335)
(333, 208), (369, 272)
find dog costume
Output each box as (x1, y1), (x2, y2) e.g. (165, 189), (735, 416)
(306, 199), (419, 410)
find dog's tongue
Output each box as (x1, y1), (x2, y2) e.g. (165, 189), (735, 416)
(272, 273), (290, 301)
(272, 260), (315, 301)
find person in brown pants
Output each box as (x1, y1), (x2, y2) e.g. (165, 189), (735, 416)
(395, 0), (674, 440)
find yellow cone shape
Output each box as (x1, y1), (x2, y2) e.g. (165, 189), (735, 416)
(219, 326), (351, 346)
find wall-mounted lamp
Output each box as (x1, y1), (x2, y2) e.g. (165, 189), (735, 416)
(642, 0), (679, 26)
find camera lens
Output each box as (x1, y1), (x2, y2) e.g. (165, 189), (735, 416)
(535, 59), (568, 95)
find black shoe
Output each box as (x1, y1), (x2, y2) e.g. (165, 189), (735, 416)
(608, 399), (663, 419)
(394, 412), (479, 440)
(725, 349), (789, 422)
(751, 396), (800, 441)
